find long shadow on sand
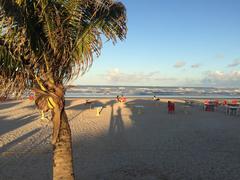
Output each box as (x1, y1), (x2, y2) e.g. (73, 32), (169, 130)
(67, 99), (117, 122)
(108, 106), (125, 136)
(2, 99), (240, 180)
(68, 99), (117, 110)
(0, 101), (23, 109)
(0, 128), (41, 155)
(0, 114), (38, 136)
(72, 99), (240, 180)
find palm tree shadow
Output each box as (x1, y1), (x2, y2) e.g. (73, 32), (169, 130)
(0, 101), (22, 109)
(67, 100), (104, 111)
(0, 114), (39, 136)
(67, 99), (117, 112)
(67, 99), (118, 122)
(0, 128), (40, 155)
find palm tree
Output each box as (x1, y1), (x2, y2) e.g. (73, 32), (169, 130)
(0, 0), (127, 179)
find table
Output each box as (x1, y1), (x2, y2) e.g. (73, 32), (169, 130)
(204, 103), (215, 111)
(226, 104), (240, 116)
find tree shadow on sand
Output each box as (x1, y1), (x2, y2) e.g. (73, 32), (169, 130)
(67, 99), (117, 121)
(0, 128), (41, 155)
(73, 99), (236, 179)
(0, 114), (39, 136)
(0, 101), (23, 109)
(3, 99), (240, 180)
(67, 99), (104, 110)
(72, 99), (171, 179)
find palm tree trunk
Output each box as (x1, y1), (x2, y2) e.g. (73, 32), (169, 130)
(53, 109), (74, 180)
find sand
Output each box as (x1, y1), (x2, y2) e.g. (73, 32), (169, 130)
(1, 98), (240, 180)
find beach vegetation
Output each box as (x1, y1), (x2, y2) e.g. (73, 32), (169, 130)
(0, 0), (127, 179)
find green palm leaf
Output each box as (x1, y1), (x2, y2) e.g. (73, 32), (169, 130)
(0, 0), (127, 97)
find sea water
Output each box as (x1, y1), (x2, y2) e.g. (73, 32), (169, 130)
(66, 86), (240, 99)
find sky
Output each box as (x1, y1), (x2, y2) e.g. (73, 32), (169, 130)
(74, 0), (240, 87)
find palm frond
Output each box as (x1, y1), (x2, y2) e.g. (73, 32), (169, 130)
(0, 0), (127, 98)
(69, 0), (127, 76)
(0, 0), (24, 25)
(0, 45), (31, 97)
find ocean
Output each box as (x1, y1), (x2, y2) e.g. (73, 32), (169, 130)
(66, 85), (240, 99)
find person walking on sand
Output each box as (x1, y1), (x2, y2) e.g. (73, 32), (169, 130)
(153, 95), (160, 101)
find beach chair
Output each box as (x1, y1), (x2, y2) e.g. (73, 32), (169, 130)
(168, 101), (175, 113)
(232, 99), (238, 105)
(226, 105), (239, 116)
(203, 100), (214, 112)
(225, 99), (239, 116)
(117, 96), (126, 103)
(222, 100), (227, 106)
(203, 100), (209, 111)
(121, 97), (127, 102)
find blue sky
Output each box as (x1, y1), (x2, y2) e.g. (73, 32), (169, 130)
(74, 0), (240, 87)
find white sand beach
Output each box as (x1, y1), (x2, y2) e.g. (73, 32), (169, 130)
(1, 98), (240, 180)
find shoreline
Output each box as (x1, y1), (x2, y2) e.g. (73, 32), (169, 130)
(65, 96), (240, 100)
(1, 96), (240, 103)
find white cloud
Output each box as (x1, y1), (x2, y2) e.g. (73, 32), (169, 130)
(75, 68), (240, 88)
(104, 69), (176, 85)
(228, 58), (240, 67)
(201, 70), (240, 87)
(105, 69), (240, 87)
(173, 61), (186, 68)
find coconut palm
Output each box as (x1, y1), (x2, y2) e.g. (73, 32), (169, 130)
(0, 0), (127, 179)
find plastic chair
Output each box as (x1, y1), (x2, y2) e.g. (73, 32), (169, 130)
(168, 101), (175, 113)
(203, 100), (209, 111)
(232, 99), (238, 105)
(222, 100), (227, 105)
